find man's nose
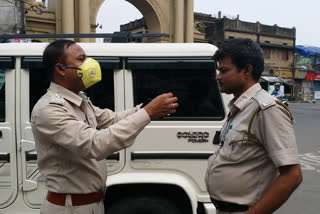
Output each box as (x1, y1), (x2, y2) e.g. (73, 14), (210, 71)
(216, 72), (222, 80)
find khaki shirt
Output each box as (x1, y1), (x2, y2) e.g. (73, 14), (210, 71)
(31, 82), (150, 194)
(205, 83), (299, 206)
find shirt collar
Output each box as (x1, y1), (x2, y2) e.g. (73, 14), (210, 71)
(49, 82), (83, 107)
(228, 83), (262, 112)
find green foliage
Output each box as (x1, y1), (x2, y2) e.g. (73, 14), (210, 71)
(196, 23), (207, 33)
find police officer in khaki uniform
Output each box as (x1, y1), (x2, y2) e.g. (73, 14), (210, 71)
(205, 38), (302, 214)
(31, 40), (179, 214)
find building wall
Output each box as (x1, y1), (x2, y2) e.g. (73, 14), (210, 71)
(263, 46), (294, 68)
(224, 31), (257, 41)
(26, 10), (56, 42)
(260, 35), (294, 46)
(193, 13), (215, 43)
(0, 0), (25, 34)
(24, 0), (105, 42)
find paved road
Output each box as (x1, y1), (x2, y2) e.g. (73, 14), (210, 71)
(276, 103), (320, 214)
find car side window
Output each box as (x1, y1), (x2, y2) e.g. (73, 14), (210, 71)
(129, 57), (225, 120)
(26, 57), (120, 115)
(84, 69), (115, 111)
(23, 57), (51, 116)
(84, 57), (121, 111)
(0, 57), (14, 123)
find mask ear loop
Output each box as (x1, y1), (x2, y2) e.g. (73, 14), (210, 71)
(78, 72), (83, 80)
(55, 65), (82, 70)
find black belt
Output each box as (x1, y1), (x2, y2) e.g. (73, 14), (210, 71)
(210, 198), (249, 212)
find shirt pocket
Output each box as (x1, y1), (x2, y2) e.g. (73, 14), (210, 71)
(220, 129), (249, 162)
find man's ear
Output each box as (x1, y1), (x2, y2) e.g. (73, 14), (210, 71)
(55, 64), (66, 76)
(244, 64), (253, 79)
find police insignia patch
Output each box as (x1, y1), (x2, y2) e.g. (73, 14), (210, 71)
(262, 100), (273, 107)
(49, 93), (64, 105)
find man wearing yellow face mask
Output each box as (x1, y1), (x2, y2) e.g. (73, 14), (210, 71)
(31, 40), (179, 214)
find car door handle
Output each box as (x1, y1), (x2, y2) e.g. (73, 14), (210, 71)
(0, 153), (10, 162)
(0, 130), (2, 138)
(26, 152), (37, 161)
(21, 140), (38, 191)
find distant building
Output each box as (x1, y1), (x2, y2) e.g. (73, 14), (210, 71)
(23, 0), (105, 43)
(193, 13), (216, 43)
(119, 19), (147, 43)
(121, 12), (296, 84)
(294, 46), (320, 101)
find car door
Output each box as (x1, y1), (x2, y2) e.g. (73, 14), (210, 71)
(124, 57), (226, 195)
(0, 57), (18, 208)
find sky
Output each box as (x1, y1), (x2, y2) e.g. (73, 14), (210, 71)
(96, 0), (319, 47)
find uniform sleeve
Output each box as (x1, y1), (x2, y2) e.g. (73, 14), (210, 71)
(32, 103), (150, 161)
(257, 105), (299, 167)
(92, 104), (143, 129)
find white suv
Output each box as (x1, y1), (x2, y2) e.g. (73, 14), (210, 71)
(0, 43), (231, 214)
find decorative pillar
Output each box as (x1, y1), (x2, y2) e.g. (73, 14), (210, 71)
(174, 0), (184, 43)
(62, 0), (75, 37)
(78, 0), (91, 42)
(185, 0), (194, 43)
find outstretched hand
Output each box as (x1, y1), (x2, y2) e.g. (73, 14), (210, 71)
(144, 92), (179, 119)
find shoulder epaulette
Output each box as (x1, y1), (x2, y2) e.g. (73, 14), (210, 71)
(49, 93), (64, 105)
(252, 89), (276, 110)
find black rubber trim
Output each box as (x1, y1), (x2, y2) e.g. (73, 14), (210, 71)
(106, 153), (120, 161)
(126, 57), (216, 71)
(0, 153), (10, 162)
(0, 57), (15, 69)
(86, 57), (121, 69)
(131, 152), (213, 160)
(22, 57), (44, 69)
(152, 116), (224, 121)
(22, 56), (121, 70)
(24, 152), (120, 161)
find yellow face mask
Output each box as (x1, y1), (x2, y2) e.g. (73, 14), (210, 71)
(77, 58), (102, 88)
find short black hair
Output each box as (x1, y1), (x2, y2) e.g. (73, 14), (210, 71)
(43, 40), (76, 80)
(213, 38), (264, 81)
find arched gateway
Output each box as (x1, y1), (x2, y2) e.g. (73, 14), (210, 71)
(26, 0), (194, 43)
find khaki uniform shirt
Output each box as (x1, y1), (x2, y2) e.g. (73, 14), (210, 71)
(205, 83), (299, 206)
(31, 82), (150, 194)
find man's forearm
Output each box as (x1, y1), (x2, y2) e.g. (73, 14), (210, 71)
(246, 164), (302, 214)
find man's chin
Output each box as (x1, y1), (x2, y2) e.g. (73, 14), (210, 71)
(219, 88), (233, 95)
(219, 87), (226, 93)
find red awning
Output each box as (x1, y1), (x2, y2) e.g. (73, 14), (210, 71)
(305, 70), (320, 81)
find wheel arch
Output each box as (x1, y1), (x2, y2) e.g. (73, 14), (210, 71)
(105, 173), (198, 214)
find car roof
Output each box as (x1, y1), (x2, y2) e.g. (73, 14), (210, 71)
(0, 43), (217, 57)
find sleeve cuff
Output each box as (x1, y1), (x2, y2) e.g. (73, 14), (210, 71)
(132, 108), (151, 129)
(269, 148), (300, 167)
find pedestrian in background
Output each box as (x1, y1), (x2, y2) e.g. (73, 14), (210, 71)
(206, 38), (302, 214)
(31, 40), (179, 214)
(271, 82), (284, 99)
